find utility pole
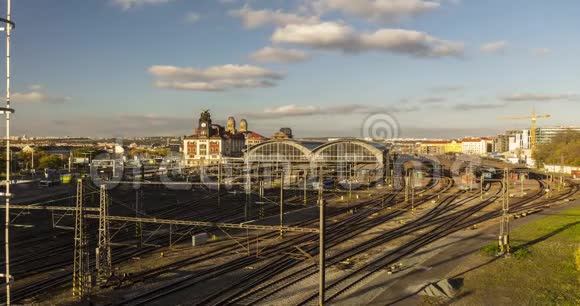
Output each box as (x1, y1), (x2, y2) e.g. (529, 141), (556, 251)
(303, 170), (307, 204)
(1, 2), (14, 303)
(245, 161), (251, 220)
(258, 180), (264, 219)
(348, 163), (352, 200)
(279, 171), (284, 238)
(135, 189), (143, 247)
(318, 169), (325, 306)
(480, 175), (484, 199)
(499, 168), (510, 255)
(469, 164), (473, 192)
(73, 179), (91, 299)
(410, 170), (415, 215)
(404, 170), (409, 203)
(520, 173), (524, 197)
(217, 162), (221, 207)
(97, 185), (112, 286)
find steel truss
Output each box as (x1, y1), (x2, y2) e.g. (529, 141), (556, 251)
(72, 179), (91, 299)
(96, 185), (112, 286)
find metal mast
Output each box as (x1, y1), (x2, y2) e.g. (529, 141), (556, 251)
(318, 168), (325, 305)
(1, 0), (14, 304)
(73, 179), (91, 299)
(499, 168), (510, 254)
(97, 185), (112, 286)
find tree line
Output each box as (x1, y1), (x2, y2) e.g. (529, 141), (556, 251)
(534, 130), (580, 167)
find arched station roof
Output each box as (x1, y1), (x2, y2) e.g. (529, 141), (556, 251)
(245, 139), (388, 164)
(311, 139), (386, 164)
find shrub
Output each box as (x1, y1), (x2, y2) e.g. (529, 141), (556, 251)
(480, 243), (500, 256)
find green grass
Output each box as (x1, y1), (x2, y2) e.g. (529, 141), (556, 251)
(479, 243), (500, 256)
(457, 206), (580, 305)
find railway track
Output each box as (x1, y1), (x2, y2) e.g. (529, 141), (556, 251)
(0, 183), (305, 303)
(113, 177), (451, 305)
(296, 179), (576, 305)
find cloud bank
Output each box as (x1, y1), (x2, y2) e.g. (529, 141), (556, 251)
(149, 64), (285, 91)
(272, 22), (464, 58)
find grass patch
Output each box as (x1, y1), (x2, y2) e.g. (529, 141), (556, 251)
(511, 247), (531, 259)
(454, 206), (580, 305)
(480, 243), (500, 256)
(575, 246), (580, 271)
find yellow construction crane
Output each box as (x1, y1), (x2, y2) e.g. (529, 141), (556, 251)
(501, 109), (551, 157)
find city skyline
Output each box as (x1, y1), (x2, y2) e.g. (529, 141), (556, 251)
(3, 0), (580, 138)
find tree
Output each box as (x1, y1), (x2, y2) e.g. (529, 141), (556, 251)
(18, 149), (47, 170)
(534, 130), (580, 167)
(38, 155), (65, 169)
(72, 147), (97, 156)
(151, 148), (170, 157)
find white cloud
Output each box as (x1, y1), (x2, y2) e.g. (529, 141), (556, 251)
(265, 104), (320, 116)
(452, 103), (504, 111)
(12, 91), (71, 104)
(149, 64), (284, 92)
(154, 81), (223, 92)
(420, 97), (446, 103)
(185, 12), (201, 23)
(532, 48), (551, 56)
(429, 85), (464, 93)
(250, 47), (311, 63)
(272, 22), (464, 58)
(229, 6), (320, 29)
(314, 0), (440, 22)
(28, 84), (44, 91)
(480, 40), (507, 54)
(111, 0), (175, 10)
(501, 92), (579, 102)
(149, 64), (284, 80)
(244, 103), (419, 119)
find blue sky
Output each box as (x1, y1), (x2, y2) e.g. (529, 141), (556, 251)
(3, 0), (580, 138)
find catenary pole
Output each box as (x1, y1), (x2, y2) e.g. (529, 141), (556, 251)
(3, 0), (12, 304)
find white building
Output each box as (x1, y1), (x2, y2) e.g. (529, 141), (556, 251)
(461, 138), (492, 155)
(508, 129), (531, 151)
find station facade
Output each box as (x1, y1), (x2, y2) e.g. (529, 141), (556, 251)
(183, 110), (266, 166)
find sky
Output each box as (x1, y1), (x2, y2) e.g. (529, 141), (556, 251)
(2, 0), (580, 138)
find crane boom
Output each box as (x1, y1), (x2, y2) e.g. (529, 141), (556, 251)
(499, 109), (551, 166)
